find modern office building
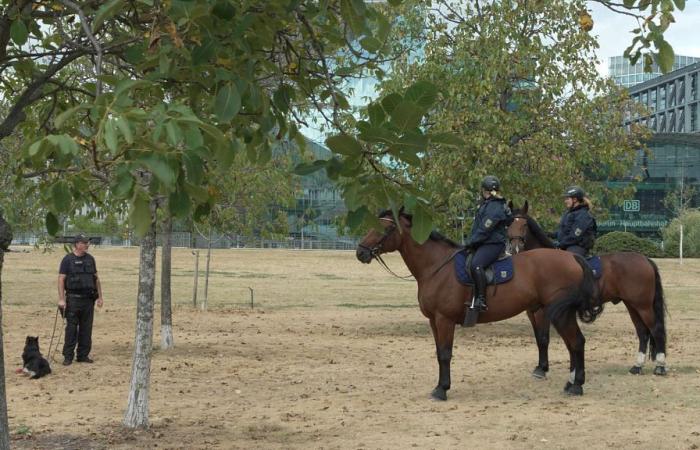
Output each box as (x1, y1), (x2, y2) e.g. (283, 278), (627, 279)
(609, 54), (700, 88)
(599, 62), (700, 236)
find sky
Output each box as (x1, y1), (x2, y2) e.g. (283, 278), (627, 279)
(588, 0), (700, 76)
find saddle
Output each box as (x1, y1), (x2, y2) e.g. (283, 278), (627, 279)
(454, 250), (514, 286)
(585, 255), (602, 279)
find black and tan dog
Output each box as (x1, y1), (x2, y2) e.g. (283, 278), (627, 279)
(20, 336), (52, 379)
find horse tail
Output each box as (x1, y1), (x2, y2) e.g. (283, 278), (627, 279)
(547, 254), (603, 325)
(646, 257), (667, 348)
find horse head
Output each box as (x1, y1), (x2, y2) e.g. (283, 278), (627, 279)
(507, 200), (529, 254)
(356, 209), (410, 264)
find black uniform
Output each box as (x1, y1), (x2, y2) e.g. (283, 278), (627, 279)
(555, 205), (597, 256)
(466, 197), (513, 310)
(60, 253), (98, 362)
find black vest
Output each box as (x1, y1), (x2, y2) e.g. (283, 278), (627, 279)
(64, 254), (97, 297)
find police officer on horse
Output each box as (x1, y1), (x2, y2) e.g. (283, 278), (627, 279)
(57, 234), (104, 365)
(554, 185), (597, 257)
(466, 175), (513, 311)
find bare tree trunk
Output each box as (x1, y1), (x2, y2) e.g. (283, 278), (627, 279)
(123, 217), (157, 429)
(202, 227), (212, 311)
(0, 214), (12, 449)
(160, 216), (174, 350)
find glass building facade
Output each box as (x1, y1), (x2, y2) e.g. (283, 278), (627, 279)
(609, 54), (700, 89)
(599, 62), (700, 236)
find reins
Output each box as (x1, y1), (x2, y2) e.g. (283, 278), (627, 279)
(47, 307), (65, 362)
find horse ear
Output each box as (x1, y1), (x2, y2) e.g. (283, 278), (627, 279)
(508, 200), (513, 210)
(523, 200), (529, 214)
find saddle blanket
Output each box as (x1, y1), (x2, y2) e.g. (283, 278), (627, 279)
(454, 251), (514, 286)
(586, 255), (602, 279)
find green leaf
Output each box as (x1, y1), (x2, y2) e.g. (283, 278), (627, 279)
(183, 152), (204, 184)
(51, 180), (72, 214)
(213, 83), (241, 122)
(656, 39), (675, 73)
(112, 168), (134, 199)
(212, 0), (236, 19)
(46, 212), (60, 236)
(430, 132), (464, 148)
(114, 79), (151, 98)
(215, 138), (240, 170)
(273, 85), (294, 113)
(10, 20), (29, 46)
(410, 202), (432, 244)
(168, 188), (191, 218)
(358, 125), (397, 144)
(405, 81), (438, 109)
(360, 36), (382, 53)
(389, 101), (423, 131)
(623, 0), (635, 8)
(325, 135), (363, 156)
(347, 206), (369, 230)
(130, 191), (152, 237)
(387, 0), (403, 5)
(673, 0), (685, 10)
(293, 160), (327, 176)
(138, 153), (177, 188)
(93, 0), (124, 31)
(184, 182), (210, 203)
(165, 120), (182, 146)
(381, 93), (402, 114)
(368, 102), (385, 126)
(48, 135), (79, 155)
(55, 105), (88, 128)
(104, 119), (118, 152)
(116, 117), (134, 144)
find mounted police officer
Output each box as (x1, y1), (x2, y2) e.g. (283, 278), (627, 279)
(58, 234), (103, 365)
(554, 185), (597, 257)
(466, 175), (513, 311)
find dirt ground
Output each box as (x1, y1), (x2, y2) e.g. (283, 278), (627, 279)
(2, 246), (700, 449)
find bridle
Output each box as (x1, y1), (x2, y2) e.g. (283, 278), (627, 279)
(357, 217), (414, 281)
(509, 214), (528, 254)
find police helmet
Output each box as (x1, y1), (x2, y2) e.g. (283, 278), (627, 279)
(563, 185), (585, 201)
(481, 175), (500, 191)
(74, 233), (90, 244)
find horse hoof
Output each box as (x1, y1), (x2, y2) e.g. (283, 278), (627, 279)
(431, 387), (447, 401)
(629, 366), (642, 375)
(565, 384), (583, 396)
(532, 367), (547, 379)
(653, 366), (667, 376)
(563, 381), (572, 393)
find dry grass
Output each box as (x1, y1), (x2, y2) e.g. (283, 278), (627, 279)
(3, 246), (700, 449)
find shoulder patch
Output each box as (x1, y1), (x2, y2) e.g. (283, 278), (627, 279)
(484, 218), (493, 229)
(574, 228), (582, 236)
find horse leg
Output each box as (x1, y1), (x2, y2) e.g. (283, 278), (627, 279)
(551, 312), (586, 396)
(429, 315), (455, 401)
(634, 305), (667, 376)
(624, 304), (651, 375)
(527, 308), (550, 379)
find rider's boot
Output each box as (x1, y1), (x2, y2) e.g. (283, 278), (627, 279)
(472, 266), (488, 311)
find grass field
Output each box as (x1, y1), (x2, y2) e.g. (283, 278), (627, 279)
(2, 246), (700, 449)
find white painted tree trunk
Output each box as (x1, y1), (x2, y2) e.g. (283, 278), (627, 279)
(160, 216), (174, 350)
(123, 221), (157, 429)
(0, 215), (12, 449)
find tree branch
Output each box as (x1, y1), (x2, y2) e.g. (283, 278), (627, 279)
(58, 0), (104, 96)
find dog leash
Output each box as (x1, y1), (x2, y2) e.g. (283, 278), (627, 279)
(47, 307), (64, 362)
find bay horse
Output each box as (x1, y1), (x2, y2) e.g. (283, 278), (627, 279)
(506, 201), (667, 377)
(356, 210), (602, 400)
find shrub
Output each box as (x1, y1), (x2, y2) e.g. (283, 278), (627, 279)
(594, 231), (663, 258)
(662, 209), (700, 258)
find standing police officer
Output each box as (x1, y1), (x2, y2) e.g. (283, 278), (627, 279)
(554, 185), (597, 256)
(58, 234), (103, 365)
(466, 175), (513, 311)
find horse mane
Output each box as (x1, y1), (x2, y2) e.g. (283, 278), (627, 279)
(378, 209), (463, 249)
(524, 216), (556, 249)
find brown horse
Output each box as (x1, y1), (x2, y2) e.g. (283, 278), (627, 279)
(506, 201), (668, 377)
(356, 210), (602, 400)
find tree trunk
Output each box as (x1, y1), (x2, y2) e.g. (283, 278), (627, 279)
(160, 216), (174, 350)
(123, 218), (157, 429)
(0, 214), (12, 449)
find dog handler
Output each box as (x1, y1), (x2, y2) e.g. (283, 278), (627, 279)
(57, 234), (104, 365)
